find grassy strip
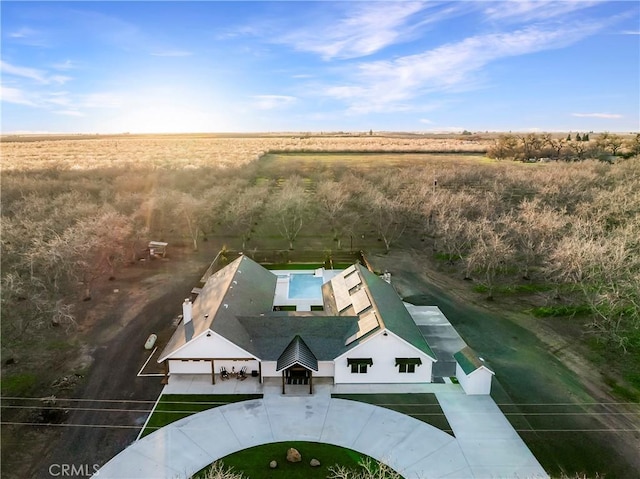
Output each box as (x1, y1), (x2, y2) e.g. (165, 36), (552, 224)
(331, 393), (453, 435)
(194, 441), (394, 479)
(529, 304), (592, 318)
(140, 394), (262, 438)
(0, 373), (38, 396)
(473, 283), (554, 294)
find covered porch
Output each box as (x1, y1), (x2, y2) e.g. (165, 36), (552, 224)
(276, 335), (319, 395)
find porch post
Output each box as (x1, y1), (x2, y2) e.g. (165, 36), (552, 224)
(211, 359), (215, 385)
(309, 371), (313, 395)
(161, 361), (169, 385)
(282, 370), (286, 395)
(259, 362), (262, 384)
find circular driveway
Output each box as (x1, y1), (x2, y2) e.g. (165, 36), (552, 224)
(97, 394), (471, 479)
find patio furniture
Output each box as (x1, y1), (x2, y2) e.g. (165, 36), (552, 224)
(220, 366), (229, 380)
(237, 366), (247, 381)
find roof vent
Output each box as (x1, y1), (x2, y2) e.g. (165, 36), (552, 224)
(223, 304), (229, 309)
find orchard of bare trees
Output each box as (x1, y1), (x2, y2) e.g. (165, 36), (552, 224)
(1, 135), (639, 384)
(487, 132), (639, 162)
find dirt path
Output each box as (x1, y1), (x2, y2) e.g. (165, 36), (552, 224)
(19, 245), (219, 479)
(368, 249), (640, 478)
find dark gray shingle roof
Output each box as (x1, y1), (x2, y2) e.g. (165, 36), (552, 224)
(158, 255), (277, 361)
(276, 335), (318, 372)
(237, 314), (359, 361)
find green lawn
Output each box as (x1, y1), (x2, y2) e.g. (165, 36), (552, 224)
(331, 393), (453, 435)
(193, 441), (402, 479)
(140, 394), (262, 438)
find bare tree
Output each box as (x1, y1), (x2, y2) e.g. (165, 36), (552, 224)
(465, 220), (515, 300)
(225, 184), (270, 249)
(507, 198), (567, 279)
(268, 176), (310, 250)
(361, 187), (407, 253)
(316, 179), (356, 250)
(596, 132), (624, 156)
(488, 134), (518, 160)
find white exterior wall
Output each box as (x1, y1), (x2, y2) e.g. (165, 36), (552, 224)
(166, 331), (258, 376)
(334, 331), (433, 384)
(168, 359), (212, 374)
(455, 363), (493, 395)
(261, 361), (277, 378)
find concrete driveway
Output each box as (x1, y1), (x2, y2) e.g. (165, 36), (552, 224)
(97, 382), (547, 479)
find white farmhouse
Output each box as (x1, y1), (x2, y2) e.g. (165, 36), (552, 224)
(158, 255), (437, 392)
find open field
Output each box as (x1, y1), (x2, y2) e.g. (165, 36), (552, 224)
(1, 135), (639, 478)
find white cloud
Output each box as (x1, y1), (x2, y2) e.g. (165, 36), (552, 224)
(278, 2), (459, 60)
(1, 61), (47, 83)
(572, 112), (623, 119)
(419, 119), (433, 124)
(484, 1), (601, 23)
(322, 22), (607, 114)
(5, 26), (51, 47)
(51, 60), (80, 70)
(0, 85), (37, 106)
(252, 95), (297, 110)
(1, 61), (71, 85)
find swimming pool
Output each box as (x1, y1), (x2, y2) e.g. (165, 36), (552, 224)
(288, 274), (323, 300)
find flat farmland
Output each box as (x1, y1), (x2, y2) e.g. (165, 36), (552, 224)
(258, 151), (491, 175)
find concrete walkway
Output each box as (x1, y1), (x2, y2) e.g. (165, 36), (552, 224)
(98, 382), (547, 479)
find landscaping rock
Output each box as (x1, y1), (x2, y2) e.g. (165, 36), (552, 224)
(286, 448), (302, 463)
(310, 458), (321, 467)
(269, 460), (277, 469)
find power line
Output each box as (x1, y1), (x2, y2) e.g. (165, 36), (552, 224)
(2, 396), (638, 407)
(2, 420), (638, 434)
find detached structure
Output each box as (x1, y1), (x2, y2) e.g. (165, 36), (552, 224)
(453, 346), (495, 395)
(158, 256), (436, 392)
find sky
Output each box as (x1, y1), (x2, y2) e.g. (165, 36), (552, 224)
(1, 1), (638, 134)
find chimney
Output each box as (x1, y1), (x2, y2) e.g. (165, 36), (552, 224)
(183, 298), (192, 324)
(183, 298), (194, 341)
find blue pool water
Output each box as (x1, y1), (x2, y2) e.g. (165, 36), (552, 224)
(289, 274), (323, 300)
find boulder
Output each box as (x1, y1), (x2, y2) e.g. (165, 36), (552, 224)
(286, 448), (302, 463)
(310, 458), (321, 467)
(269, 460), (277, 469)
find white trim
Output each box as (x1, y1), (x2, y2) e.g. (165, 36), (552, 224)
(466, 365), (495, 376)
(336, 329), (436, 363)
(158, 329), (260, 362)
(136, 392), (164, 441)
